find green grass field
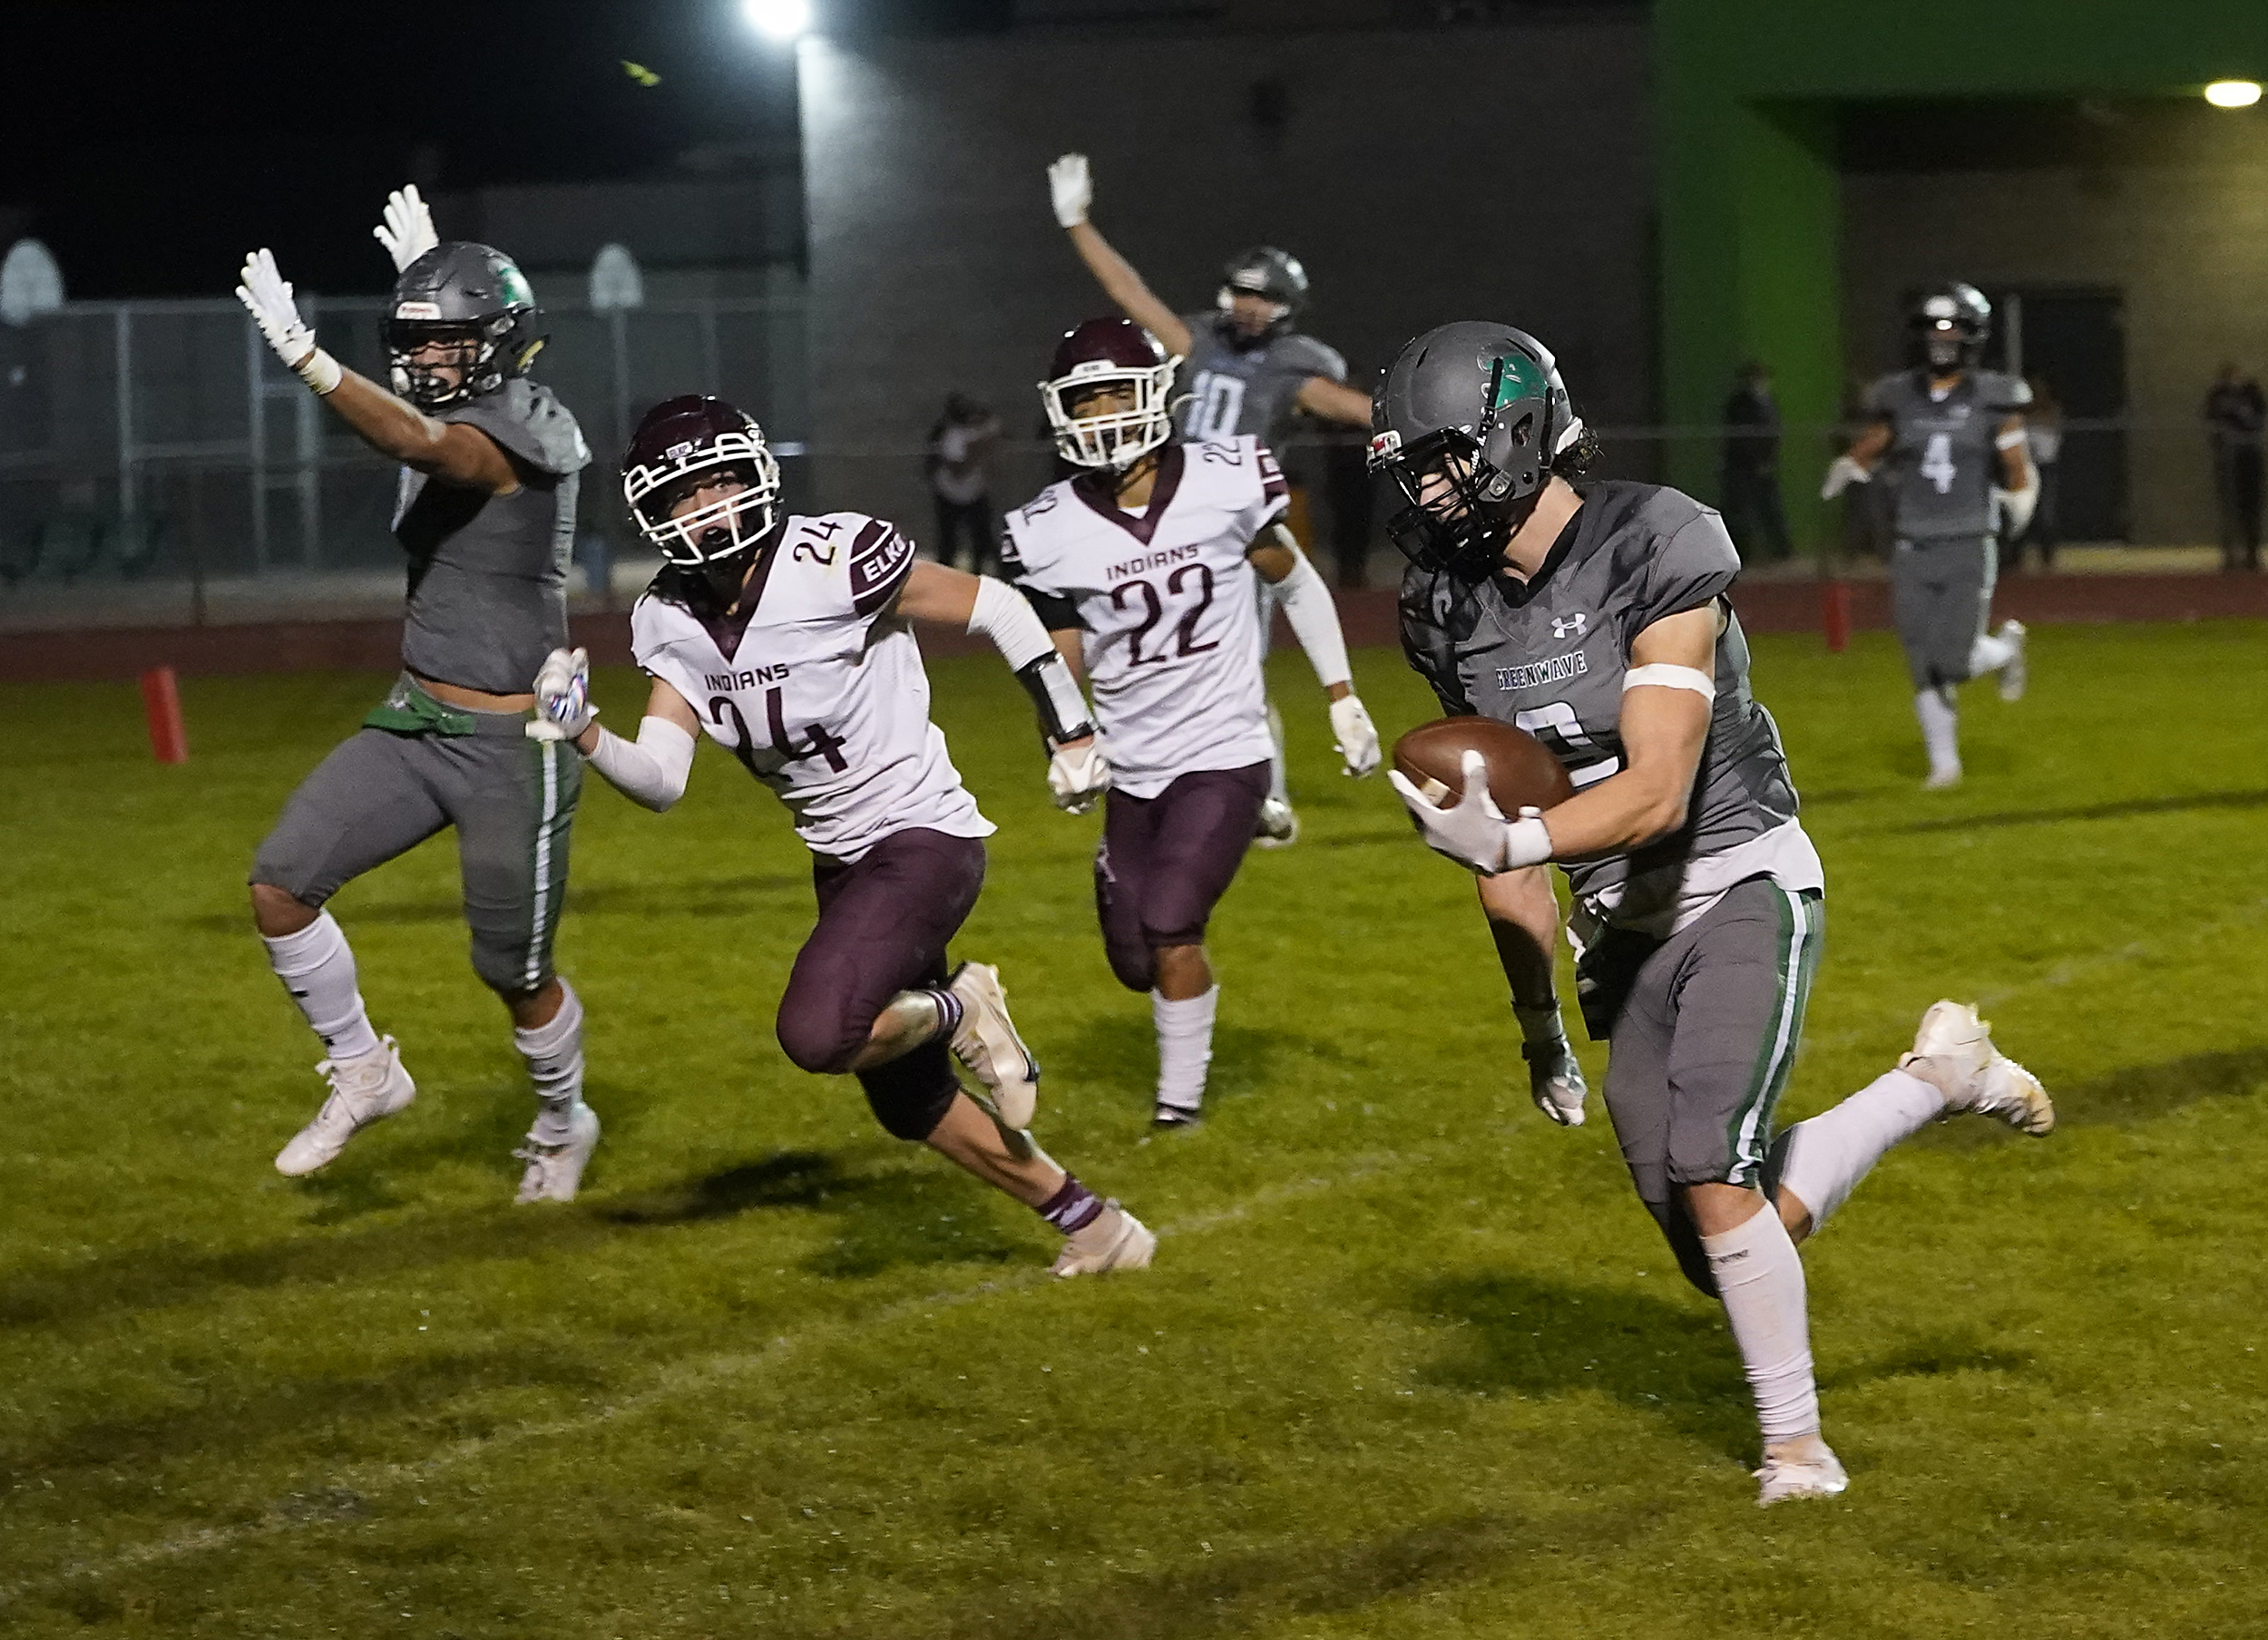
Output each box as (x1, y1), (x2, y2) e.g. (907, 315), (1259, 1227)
(4, 620), (2265, 1637)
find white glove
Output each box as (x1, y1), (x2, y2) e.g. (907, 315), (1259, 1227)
(1820, 454), (1872, 500)
(373, 183), (439, 272)
(1523, 1037), (1589, 1128)
(1047, 736), (1111, 813)
(1329, 694), (1381, 777)
(1992, 477), (2038, 540)
(1387, 748), (1553, 874)
(235, 249), (341, 395)
(1048, 152), (1092, 229)
(527, 647), (595, 742)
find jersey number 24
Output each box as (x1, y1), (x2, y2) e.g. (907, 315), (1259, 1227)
(709, 690), (849, 776)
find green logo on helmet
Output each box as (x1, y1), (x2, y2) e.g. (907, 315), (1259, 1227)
(1483, 350), (1544, 412)
(497, 264), (533, 308)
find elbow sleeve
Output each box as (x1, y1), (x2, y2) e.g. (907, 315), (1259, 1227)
(586, 716), (697, 812)
(1269, 543), (1353, 689)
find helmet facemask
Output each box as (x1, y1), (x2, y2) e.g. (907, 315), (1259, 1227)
(1041, 356), (1181, 471)
(385, 314), (520, 409)
(623, 430), (784, 568)
(1374, 425), (1524, 580)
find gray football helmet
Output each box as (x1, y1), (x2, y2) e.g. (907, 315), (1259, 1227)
(1912, 282), (1992, 374)
(382, 242), (547, 409)
(1366, 320), (1584, 579)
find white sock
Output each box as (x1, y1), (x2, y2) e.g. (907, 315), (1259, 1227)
(1265, 700), (1290, 806)
(1701, 1205), (1819, 1443)
(514, 980), (587, 1144)
(1913, 688), (1960, 776)
(262, 911), (381, 1060)
(1773, 1068), (1941, 1231)
(1967, 630), (2015, 675)
(1153, 985), (1219, 1113)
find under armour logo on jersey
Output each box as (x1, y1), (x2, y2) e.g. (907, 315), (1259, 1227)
(1551, 613), (1588, 639)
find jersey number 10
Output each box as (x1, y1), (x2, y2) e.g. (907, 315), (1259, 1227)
(709, 690), (849, 776)
(1185, 371), (1246, 442)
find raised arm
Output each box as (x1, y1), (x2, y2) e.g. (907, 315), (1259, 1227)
(1294, 376), (1374, 429)
(1048, 154), (1194, 359)
(236, 249), (516, 493)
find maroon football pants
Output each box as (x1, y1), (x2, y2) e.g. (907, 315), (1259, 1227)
(777, 827), (987, 1140)
(1093, 761), (1269, 992)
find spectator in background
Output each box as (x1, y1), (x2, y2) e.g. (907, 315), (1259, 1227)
(2204, 362), (2264, 572)
(1719, 361), (1792, 563)
(2017, 375), (2063, 571)
(926, 393), (1002, 573)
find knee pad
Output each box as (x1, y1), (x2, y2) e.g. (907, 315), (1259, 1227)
(1106, 942), (1157, 993)
(859, 1050), (959, 1142)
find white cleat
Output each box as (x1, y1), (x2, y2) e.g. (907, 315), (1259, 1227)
(276, 1036), (416, 1176)
(1755, 1444), (1849, 1508)
(1253, 796), (1300, 849)
(1902, 1000), (2056, 1136)
(1922, 766), (1962, 791)
(1524, 1040), (1589, 1127)
(947, 962), (1040, 1130)
(1051, 1201), (1157, 1278)
(513, 1102), (601, 1203)
(1996, 619), (2028, 702)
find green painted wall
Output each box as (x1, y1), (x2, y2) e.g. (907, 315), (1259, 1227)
(1655, 0), (2268, 551)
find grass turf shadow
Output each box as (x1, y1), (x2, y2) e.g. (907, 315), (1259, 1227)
(1881, 788), (2268, 835)
(794, 1509), (1641, 1640)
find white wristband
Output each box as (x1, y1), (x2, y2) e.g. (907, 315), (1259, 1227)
(1623, 663), (1716, 700)
(295, 347), (343, 395)
(1995, 427), (2028, 451)
(1502, 815), (1553, 871)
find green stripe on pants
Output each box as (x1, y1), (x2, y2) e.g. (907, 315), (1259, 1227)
(1724, 884), (1824, 1185)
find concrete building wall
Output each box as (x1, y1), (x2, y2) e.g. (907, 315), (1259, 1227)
(797, 17), (1654, 532)
(1842, 102), (2268, 545)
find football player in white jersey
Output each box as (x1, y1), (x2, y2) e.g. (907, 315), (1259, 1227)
(529, 395), (1150, 1277)
(1048, 152), (1376, 849)
(1001, 320), (1381, 1128)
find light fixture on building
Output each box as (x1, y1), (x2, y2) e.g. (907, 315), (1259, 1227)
(740, 0), (811, 43)
(2204, 80), (2262, 109)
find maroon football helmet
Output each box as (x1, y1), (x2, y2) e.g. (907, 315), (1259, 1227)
(621, 395), (783, 566)
(1039, 317), (1182, 471)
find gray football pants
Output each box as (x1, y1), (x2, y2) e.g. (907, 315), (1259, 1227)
(1891, 534), (1997, 690)
(250, 708), (581, 997)
(1577, 877), (1825, 1295)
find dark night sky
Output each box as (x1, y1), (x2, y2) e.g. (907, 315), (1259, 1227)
(0, 1), (1007, 298)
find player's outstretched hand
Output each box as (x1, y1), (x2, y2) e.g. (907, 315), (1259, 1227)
(1048, 153), (1091, 229)
(1330, 694), (1381, 777)
(527, 647), (595, 742)
(1047, 735), (1111, 813)
(236, 249), (317, 370)
(1387, 749), (1551, 874)
(374, 183), (439, 272)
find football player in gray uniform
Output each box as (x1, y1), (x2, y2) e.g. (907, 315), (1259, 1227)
(234, 188), (601, 1202)
(1373, 321), (2056, 1506)
(1049, 152), (1373, 846)
(1822, 283), (2037, 788)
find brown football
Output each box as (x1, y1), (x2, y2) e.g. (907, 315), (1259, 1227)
(1393, 716), (1577, 815)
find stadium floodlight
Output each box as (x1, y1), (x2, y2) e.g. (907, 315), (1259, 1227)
(2204, 80), (2262, 109)
(739, 0), (811, 43)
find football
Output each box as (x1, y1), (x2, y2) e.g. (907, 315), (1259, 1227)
(1393, 715), (1577, 815)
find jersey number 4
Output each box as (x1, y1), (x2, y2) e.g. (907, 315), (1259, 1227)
(1920, 432), (1959, 495)
(1112, 564), (1220, 666)
(709, 690), (849, 775)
